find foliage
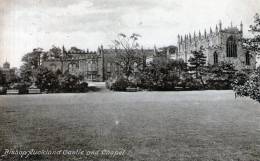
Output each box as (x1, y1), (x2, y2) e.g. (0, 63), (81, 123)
(49, 45), (62, 59)
(206, 63), (237, 90)
(59, 73), (85, 92)
(110, 78), (130, 91)
(139, 60), (181, 90)
(20, 48), (47, 83)
(112, 33), (144, 79)
(241, 13), (260, 52)
(187, 46), (207, 88)
(9, 83), (30, 94)
(232, 71), (260, 102)
(35, 67), (60, 92)
(21, 48), (45, 69)
(188, 46), (207, 77)
(178, 74), (204, 90)
(232, 13), (260, 102)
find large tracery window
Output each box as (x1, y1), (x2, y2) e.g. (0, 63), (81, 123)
(226, 36), (237, 57)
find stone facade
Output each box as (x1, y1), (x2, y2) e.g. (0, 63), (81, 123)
(0, 62), (16, 83)
(177, 21), (256, 70)
(43, 50), (103, 82)
(146, 46), (178, 65)
(43, 46), (155, 82)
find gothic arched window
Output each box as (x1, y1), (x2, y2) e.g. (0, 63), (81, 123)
(226, 36), (237, 57)
(213, 52), (218, 64)
(245, 52), (250, 65)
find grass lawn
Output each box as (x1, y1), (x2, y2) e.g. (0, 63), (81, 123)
(0, 90), (260, 161)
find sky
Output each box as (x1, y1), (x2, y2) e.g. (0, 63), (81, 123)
(0, 0), (260, 67)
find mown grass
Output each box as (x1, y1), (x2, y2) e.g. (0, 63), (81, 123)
(0, 90), (260, 161)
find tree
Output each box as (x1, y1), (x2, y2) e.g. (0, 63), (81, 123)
(207, 62), (237, 89)
(112, 33), (144, 80)
(140, 60), (181, 90)
(232, 13), (260, 102)
(242, 13), (260, 52)
(35, 67), (60, 92)
(167, 59), (187, 77)
(49, 45), (62, 59)
(20, 48), (46, 83)
(188, 46), (207, 87)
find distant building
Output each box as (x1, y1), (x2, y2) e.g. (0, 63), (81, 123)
(42, 46), (155, 82)
(146, 45), (178, 65)
(0, 61), (16, 83)
(177, 21), (256, 70)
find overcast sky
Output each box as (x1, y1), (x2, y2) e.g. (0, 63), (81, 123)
(0, 0), (260, 67)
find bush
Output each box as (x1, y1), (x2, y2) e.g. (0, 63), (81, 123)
(77, 82), (88, 92)
(0, 86), (7, 95)
(111, 78), (129, 91)
(178, 74), (204, 90)
(232, 70), (260, 102)
(9, 83), (29, 94)
(59, 74), (86, 93)
(206, 79), (231, 90)
(139, 62), (181, 91)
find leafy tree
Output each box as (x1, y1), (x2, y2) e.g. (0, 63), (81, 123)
(21, 48), (45, 68)
(188, 46), (207, 77)
(232, 13), (260, 102)
(188, 46), (207, 87)
(35, 67), (60, 92)
(60, 73), (83, 92)
(140, 60), (181, 90)
(207, 62), (237, 89)
(167, 59), (187, 77)
(112, 33), (144, 80)
(242, 13), (260, 52)
(49, 45), (62, 59)
(20, 48), (46, 83)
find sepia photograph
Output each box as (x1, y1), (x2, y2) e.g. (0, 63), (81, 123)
(0, 0), (260, 160)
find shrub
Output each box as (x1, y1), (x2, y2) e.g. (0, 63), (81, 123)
(60, 74), (85, 93)
(179, 74), (204, 90)
(232, 70), (260, 102)
(206, 79), (231, 90)
(9, 83), (29, 94)
(77, 82), (88, 92)
(0, 86), (7, 95)
(111, 78), (129, 91)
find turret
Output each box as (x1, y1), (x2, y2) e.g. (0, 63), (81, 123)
(210, 27), (213, 34)
(240, 21), (243, 33)
(199, 30), (201, 39)
(219, 20), (222, 31)
(204, 29), (207, 38)
(153, 45), (157, 55)
(215, 25), (218, 33)
(3, 61), (10, 69)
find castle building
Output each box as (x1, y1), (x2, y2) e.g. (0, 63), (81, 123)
(177, 21), (256, 70)
(0, 61), (16, 83)
(42, 46), (155, 82)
